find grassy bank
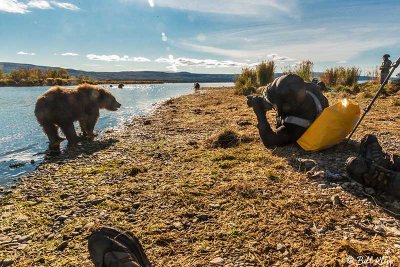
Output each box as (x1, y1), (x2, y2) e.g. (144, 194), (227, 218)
(0, 87), (399, 266)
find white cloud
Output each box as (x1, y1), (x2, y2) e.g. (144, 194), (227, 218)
(17, 51), (36, 55)
(50, 1), (79, 11)
(135, 0), (298, 17)
(336, 60), (347, 64)
(87, 54), (150, 62)
(27, 0), (52, 9)
(155, 54), (250, 72)
(0, 0), (28, 14)
(0, 0), (79, 13)
(161, 32), (168, 42)
(61, 52), (79, 56)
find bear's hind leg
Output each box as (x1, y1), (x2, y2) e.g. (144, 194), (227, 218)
(59, 122), (80, 146)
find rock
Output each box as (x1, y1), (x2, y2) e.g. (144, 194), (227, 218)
(83, 222), (95, 231)
(307, 170), (324, 179)
(172, 222), (183, 229)
(90, 198), (105, 205)
(331, 195), (342, 206)
(30, 160), (35, 164)
(365, 187), (376, 195)
(9, 162), (26, 169)
(325, 170), (345, 181)
(318, 183), (328, 190)
(210, 257), (224, 265)
(276, 243), (285, 252)
(0, 186), (3, 192)
(56, 241), (68, 251)
(297, 158), (317, 171)
(16, 215), (28, 221)
(56, 215), (68, 222)
(1, 259), (14, 267)
(17, 235), (30, 243)
(17, 243), (28, 250)
(197, 214), (209, 222)
(143, 120), (151, 125)
(132, 202), (141, 209)
(209, 203), (220, 208)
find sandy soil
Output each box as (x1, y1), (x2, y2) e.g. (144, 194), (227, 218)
(0, 86), (399, 266)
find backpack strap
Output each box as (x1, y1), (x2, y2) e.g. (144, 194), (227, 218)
(282, 90), (323, 128)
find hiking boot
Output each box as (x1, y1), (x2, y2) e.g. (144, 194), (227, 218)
(346, 156), (400, 199)
(359, 134), (392, 169)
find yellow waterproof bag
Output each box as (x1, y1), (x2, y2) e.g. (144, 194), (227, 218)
(297, 99), (360, 151)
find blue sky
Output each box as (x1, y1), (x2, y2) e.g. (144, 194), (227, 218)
(0, 0), (399, 74)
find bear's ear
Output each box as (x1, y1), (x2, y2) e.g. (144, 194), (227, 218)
(97, 89), (106, 100)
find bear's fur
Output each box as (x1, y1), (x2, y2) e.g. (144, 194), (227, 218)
(35, 83), (121, 148)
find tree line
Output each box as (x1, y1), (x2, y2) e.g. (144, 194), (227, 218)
(0, 68), (94, 86)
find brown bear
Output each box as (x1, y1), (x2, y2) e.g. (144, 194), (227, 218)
(35, 83), (121, 148)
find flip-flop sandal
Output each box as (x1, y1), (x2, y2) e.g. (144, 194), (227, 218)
(88, 226), (152, 267)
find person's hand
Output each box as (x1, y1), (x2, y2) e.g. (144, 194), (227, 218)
(246, 95), (273, 111)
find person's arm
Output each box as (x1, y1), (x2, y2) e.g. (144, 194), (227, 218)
(252, 104), (304, 148)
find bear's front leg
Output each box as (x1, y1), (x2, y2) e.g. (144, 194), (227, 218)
(59, 122), (80, 146)
(81, 112), (99, 140)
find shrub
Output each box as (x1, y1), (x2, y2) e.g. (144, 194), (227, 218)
(320, 66), (361, 87)
(206, 129), (241, 149)
(256, 61), (275, 86)
(342, 67), (361, 86)
(285, 60), (314, 82)
(235, 62), (275, 95)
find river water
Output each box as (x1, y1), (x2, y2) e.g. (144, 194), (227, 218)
(0, 83), (233, 186)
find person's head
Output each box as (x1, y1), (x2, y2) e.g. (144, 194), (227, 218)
(383, 54), (390, 60)
(268, 74), (307, 114)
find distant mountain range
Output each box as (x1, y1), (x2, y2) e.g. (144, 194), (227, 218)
(0, 62), (236, 83)
(0, 62), (374, 83)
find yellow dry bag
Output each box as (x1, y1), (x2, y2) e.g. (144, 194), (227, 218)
(297, 99), (360, 151)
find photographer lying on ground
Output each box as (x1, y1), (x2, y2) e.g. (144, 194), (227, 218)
(247, 74), (329, 148)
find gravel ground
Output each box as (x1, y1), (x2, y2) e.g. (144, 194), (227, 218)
(0, 86), (399, 266)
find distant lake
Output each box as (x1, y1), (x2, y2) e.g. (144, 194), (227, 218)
(0, 83), (233, 187)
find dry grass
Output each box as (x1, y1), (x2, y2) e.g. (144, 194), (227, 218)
(0, 86), (399, 266)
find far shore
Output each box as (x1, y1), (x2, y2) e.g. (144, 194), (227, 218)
(0, 80), (235, 87)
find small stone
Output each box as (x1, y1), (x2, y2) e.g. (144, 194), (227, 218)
(365, 187), (375, 195)
(210, 257), (224, 265)
(83, 222), (95, 230)
(276, 243), (285, 252)
(17, 243), (28, 250)
(17, 235), (30, 243)
(16, 215), (28, 221)
(209, 203), (220, 208)
(331, 195), (342, 206)
(143, 120), (151, 125)
(90, 198), (105, 205)
(172, 222), (183, 229)
(1, 259), (14, 267)
(197, 214), (209, 222)
(132, 202), (141, 209)
(56, 241), (68, 251)
(318, 184), (328, 190)
(297, 158), (317, 171)
(30, 160), (35, 164)
(47, 234), (54, 240)
(56, 215), (68, 221)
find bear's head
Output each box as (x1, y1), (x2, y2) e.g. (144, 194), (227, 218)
(98, 88), (121, 111)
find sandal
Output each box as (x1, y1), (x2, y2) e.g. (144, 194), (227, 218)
(88, 226), (151, 267)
